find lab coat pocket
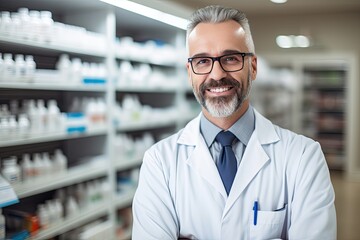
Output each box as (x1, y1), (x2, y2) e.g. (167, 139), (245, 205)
(249, 205), (287, 240)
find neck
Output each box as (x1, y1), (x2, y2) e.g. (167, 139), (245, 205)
(203, 101), (249, 130)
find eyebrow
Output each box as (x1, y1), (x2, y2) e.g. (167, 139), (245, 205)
(190, 49), (243, 58)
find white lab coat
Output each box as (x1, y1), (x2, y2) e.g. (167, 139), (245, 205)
(132, 110), (336, 240)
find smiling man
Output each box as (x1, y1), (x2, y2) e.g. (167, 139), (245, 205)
(132, 5), (336, 239)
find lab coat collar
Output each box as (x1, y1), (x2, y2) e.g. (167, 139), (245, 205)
(177, 109), (279, 146)
(177, 109), (280, 202)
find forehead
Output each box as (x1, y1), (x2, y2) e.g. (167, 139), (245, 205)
(187, 20), (246, 56)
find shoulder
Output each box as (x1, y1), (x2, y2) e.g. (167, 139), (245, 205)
(272, 124), (320, 155)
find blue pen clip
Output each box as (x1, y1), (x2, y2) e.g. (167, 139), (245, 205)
(253, 201), (258, 225)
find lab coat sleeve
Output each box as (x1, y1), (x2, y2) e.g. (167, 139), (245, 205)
(132, 149), (179, 239)
(288, 140), (336, 240)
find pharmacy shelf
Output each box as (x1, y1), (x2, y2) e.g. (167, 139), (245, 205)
(31, 200), (109, 240)
(14, 162), (108, 198)
(0, 127), (107, 147)
(114, 189), (136, 209)
(115, 118), (177, 132)
(116, 54), (178, 68)
(0, 82), (106, 92)
(0, 35), (106, 57)
(0, 1), (187, 238)
(115, 158), (142, 171)
(116, 85), (178, 93)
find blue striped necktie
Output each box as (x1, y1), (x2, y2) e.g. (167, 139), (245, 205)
(216, 131), (238, 195)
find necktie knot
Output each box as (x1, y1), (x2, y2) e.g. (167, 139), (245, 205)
(216, 131), (236, 147)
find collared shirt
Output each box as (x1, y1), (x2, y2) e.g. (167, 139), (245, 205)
(200, 105), (255, 166)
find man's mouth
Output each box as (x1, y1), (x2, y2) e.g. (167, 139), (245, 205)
(207, 87), (233, 93)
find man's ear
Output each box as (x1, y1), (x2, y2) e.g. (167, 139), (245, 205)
(186, 62), (193, 86)
(251, 55), (257, 81)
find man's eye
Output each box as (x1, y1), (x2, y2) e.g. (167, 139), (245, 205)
(224, 56), (239, 62)
(196, 58), (211, 65)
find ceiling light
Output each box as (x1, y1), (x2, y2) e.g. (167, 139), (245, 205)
(270, 0), (288, 3)
(100, 0), (189, 30)
(276, 35), (311, 48)
(295, 35), (310, 48)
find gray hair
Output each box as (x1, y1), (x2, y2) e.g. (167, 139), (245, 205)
(187, 5), (255, 53)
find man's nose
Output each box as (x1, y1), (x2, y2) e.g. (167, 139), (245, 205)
(209, 60), (227, 80)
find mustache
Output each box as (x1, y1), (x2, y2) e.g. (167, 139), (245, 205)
(200, 78), (240, 92)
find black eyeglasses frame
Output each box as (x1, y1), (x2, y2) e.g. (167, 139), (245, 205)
(187, 52), (254, 75)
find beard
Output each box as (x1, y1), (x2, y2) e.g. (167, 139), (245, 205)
(192, 72), (252, 118)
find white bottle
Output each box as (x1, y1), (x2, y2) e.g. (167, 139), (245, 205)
(1, 156), (21, 184)
(0, 117), (10, 136)
(42, 152), (52, 176)
(54, 199), (64, 220)
(27, 99), (40, 134)
(71, 58), (82, 84)
(18, 8), (30, 40)
(37, 204), (50, 229)
(53, 149), (67, 172)
(45, 200), (57, 225)
(3, 53), (14, 81)
(29, 10), (41, 42)
(66, 196), (78, 217)
(0, 209), (5, 240)
(14, 54), (26, 81)
(46, 100), (61, 133)
(10, 12), (21, 38)
(21, 153), (33, 182)
(33, 153), (44, 177)
(8, 115), (17, 136)
(39, 11), (54, 43)
(56, 54), (71, 83)
(37, 99), (47, 132)
(18, 114), (30, 136)
(0, 12), (12, 35)
(75, 183), (86, 208)
(25, 55), (36, 82)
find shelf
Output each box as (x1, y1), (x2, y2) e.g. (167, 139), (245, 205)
(31, 200), (109, 240)
(115, 118), (177, 132)
(0, 82), (107, 92)
(115, 158), (142, 171)
(114, 189), (136, 209)
(0, 127), (107, 147)
(116, 85), (178, 93)
(0, 35), (106, 57)
(0, 1), (186, 238)
(14, 162), (108, 198)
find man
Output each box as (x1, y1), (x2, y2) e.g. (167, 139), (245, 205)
(132, 5), (336, 239)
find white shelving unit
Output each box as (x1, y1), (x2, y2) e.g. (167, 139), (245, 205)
(0, 0), (194, 239)
(261, 53), (357, 172)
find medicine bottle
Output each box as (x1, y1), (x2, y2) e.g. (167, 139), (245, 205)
(25, 55), (36, 82)
(15, 54), (26, 80)
(1, 156), (21, 184)
(3, 53), (14, 80)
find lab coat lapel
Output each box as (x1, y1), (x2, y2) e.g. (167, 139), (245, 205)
(223, 110), (279, 216)
(186, 136), (227, 197)
(224, 133), (270, 215)
(178, 114), (227, 197)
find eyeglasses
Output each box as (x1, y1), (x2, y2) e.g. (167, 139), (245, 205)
(188, 52), (254, 75)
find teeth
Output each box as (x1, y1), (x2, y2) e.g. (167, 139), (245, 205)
(209, 87), (230, 93)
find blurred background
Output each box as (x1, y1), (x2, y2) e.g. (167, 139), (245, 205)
(0, 0), (359, 239)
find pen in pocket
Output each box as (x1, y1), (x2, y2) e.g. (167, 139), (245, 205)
(253, 201), (258, 225)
